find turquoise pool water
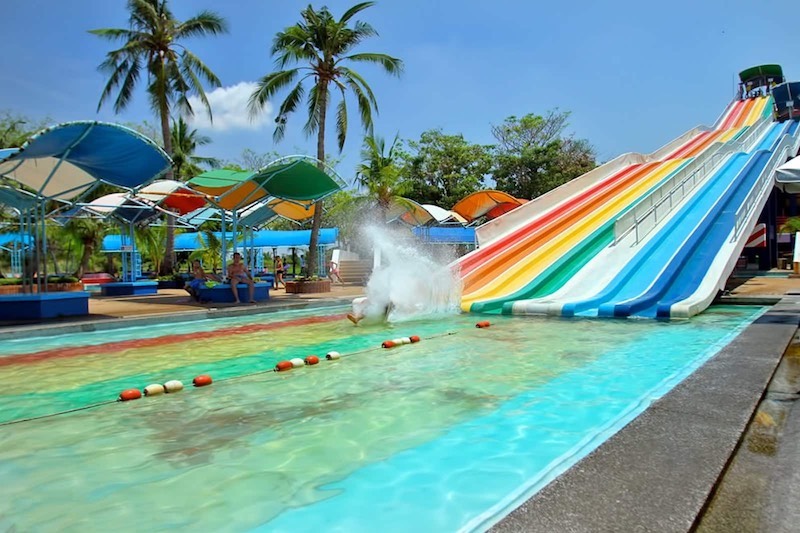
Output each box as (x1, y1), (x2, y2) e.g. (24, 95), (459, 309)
(0, 305), (765, 532)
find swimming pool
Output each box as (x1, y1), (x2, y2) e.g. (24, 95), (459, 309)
(0, 304), (765, 532)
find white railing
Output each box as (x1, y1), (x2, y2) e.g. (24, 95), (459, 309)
(732, 130), (800, 241)
(613, 115), (774, 245)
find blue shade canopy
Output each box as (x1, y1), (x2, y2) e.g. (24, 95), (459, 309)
(103, 228), (339, 252)
(0, 232), (32, 248)
(0, 184), (38, 210)
(0, 121), (171, 201)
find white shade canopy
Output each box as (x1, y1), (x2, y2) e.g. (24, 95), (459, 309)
(776, 155), (800, 193)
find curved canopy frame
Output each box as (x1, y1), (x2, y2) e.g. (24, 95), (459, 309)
(0, 121), (171, 201)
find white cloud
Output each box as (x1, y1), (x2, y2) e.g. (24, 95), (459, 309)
(186, 81), (272, 131)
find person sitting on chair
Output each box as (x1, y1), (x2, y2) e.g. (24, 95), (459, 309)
(185, 259), (218, 302)
(228, 252), (256, 304)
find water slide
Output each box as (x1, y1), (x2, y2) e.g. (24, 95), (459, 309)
(456, 97), (773, 315)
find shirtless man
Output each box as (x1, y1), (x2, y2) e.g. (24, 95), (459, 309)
(228, 252), (256, 304)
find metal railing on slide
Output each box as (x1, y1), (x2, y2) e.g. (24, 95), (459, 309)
(613, 116), (774, 246)
(732, 131), (800, 242)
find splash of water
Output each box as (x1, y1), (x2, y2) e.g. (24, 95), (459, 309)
(357, 225), (462, 322)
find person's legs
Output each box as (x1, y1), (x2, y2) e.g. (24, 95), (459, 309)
(230, 277), (240, 303)
(247, 278), (255, 302)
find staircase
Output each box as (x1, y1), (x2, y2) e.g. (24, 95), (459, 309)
(338, 260), (371, 284)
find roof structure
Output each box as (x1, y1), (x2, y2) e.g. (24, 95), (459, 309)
(451, 190), (526, 223)
(187, 157), (344, 211)
(102, 228), (339, 252)
(0, 121), (171, 201)
(136, 180), (207, 215)
(413, 226), (476, 244)
(776, 155), (800, 193)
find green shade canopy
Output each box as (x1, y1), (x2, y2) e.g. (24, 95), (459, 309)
(739, 64), (784, 85)
(186, 158), (344, 211)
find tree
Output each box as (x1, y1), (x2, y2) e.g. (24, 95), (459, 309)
(491, 110), (596, 200)
(222, 148), (283, 172)
(355, 133), (410, 219)
(0, 111), (53, 147)
(187, 227), (229, 274)
(90, 0), (228, 274)
(248, 1), (402, 275)
(64, 219), (107, 278)
(170, 116), (219, 180)
(399, 129), (492, 208)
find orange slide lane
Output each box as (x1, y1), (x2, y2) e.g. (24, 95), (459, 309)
(461, 159), (687, 306)
(457, 163), (645, 279)
(461, 160), (665, 293)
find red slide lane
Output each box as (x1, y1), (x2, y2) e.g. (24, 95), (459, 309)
(460, 162), (663, 291)
(720, 98), (752, 130)
(0, 313), (344, 368)
(458, 163), (644, 278)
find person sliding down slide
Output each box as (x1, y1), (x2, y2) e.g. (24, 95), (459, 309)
(347, 296), (394, 325)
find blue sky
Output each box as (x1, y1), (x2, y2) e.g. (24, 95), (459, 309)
(2, 0), (799, 183)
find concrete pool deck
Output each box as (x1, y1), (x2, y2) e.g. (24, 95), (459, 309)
(1, 272), (799, 531)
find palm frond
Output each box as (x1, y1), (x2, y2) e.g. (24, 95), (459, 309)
(335, 94), (348, 152)
(176, 11), (229, 39)
(247, 69), (299, 118)
(112, 59), (141, 114)
(342, 52), (403, 76)
(339, 67), (378, 109)
(87, 28), (137, 41)
(303, 84), (323, 137)
(342, 74), (373, 132)
(339, 2), (376, 23)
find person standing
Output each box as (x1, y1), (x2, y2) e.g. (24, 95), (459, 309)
(275, 256), (285, 289)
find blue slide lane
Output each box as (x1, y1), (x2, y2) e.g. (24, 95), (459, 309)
(560, 153), (749, 317)
(561, 121), (793, 319)
(599, 124), (787, 318)
(610, 150), (770, 318)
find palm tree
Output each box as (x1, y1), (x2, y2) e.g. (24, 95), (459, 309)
(248, 1), (402, 275)
(188, 228), (224, 274)
(171, 116), (220, 180)
(356, 133), (410, 220)
(90, 0), (228, 274)
(64, 219), (107, 279)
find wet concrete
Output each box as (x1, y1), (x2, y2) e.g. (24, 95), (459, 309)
(696, 331), (800, 533)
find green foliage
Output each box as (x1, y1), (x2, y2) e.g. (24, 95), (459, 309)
(171, 116), (219, 180)
(224, 148), (282, 172)
(63, 219), (108, 278)
(399, 129), (492, 208)
(188, 229), (225, 273)
(321, 190), (359, 246)
(356, 133), (410, 210)
(135, 224), (167, 274)
(779, 217), (800, 234)
(491, 110), (596, 200)
(248, 1), (402, 277)
(0, 111), (53, 147)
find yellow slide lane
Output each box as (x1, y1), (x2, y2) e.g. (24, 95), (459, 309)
(461, 159), (687, 310)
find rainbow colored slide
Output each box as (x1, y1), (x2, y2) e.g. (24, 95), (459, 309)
(456, 96), (787, 318)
